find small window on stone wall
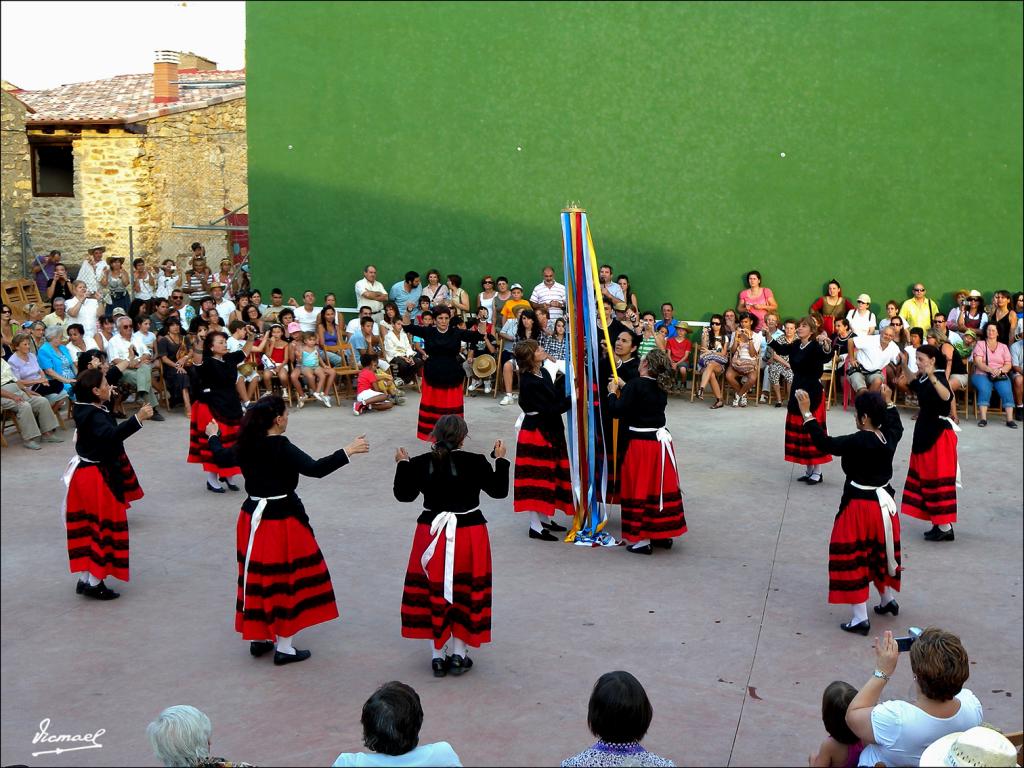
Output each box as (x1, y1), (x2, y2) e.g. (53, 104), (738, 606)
(32, 143), (74, 197)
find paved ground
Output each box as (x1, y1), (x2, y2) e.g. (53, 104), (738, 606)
(2, 390), (1021, 767)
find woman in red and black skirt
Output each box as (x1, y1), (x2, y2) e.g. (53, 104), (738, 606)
(402, 306), (482, 441)
(768, 316), (834, 484)
(204, 395), (369, 665)
(607, 348), (686, 555)
(188, 329), (253, 493)
(394, 415), (509, 677)
(898, 344), (959, 542)
(64, 368), (153, 600)
(798, 384), (904, 635)
(513, 340), (573, 541)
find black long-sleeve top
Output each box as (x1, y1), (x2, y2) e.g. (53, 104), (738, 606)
(394, 451), (510, 527)
(518, 369), (570, 434)
(404, 325), (482, 387)
(805, 405), (903, 511)
(74, 403), (143, 463)
(197, 351), (245, 421)
(908, 373), (954, 453)
(208, 433), (350, 519)
(768, 338), (832, 414)
(607, 376), (668, 430)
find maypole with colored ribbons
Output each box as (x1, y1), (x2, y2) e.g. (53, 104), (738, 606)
(560, 206), (618, 546)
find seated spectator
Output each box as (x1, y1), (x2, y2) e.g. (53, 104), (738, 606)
(492, 276), (512, 320)
(46, 261), (75, 302)
(722, 308), (738, 334)
(353, 352), (394, 415)
(919, 726), (1019, 768)
(499, 308), (541, 405)
(149, 296), (172, 333)
(169, 288), (196, 328)
(888, 315), (909, 346)
(412, 296), (433, 325)
(616, 274), (639, 312)
(2, 303), (18, 357)
(1013, 291), (1024, 338)
(847, 326), (902, 396)
(37, 326), (76, 397)
(332, 681), (460, 767)
(1011, 331), (1023, 422)
(292, 289), (323, 332)
(259, 323), (293, 400)
(261, 287), (286, 319)
(549, 317), (568, 363)
(896, 326), (926, 401)
(106, 316), (164, 420)
(725, 311), (762, 407)
(846, 628), (982, 767)
(156, 317), (189, 409)
(943, 289), (970, 330)
(877, 299), (901, 332)
(697, 314), (729, 409)
(133, 316), (157, 358)
(463, 317), (497, 393)
(846, 294), (877, 336)
(561, 671), (674, 767)
(242, 304), (265, 337)
(227, 292), (251, 326)
(275, 306), (296, 330)
(226, 320), (263, 407)
(928, 329), (966, 422)
(808, 681), (862, 768)
(318, 306), (344, 366)
(385, 318), (423, 386)
(7, 332), (67, 402)
(971, 323), (1016, 428)
(351, 316), (385, 363)
(210, 282), (236, 323)
(665, 322), (692, 392)
(757, 312), (784, 401)
(22, 301), (46, 328)
(765, 318), (797, 407)
(42, 297), (70, 341)
(810, 279), (854, 337)
(65, 323), (99, 368)
(291, 331), (335, 408)
(0, 355), (62, 449)
(146, 704), (253, 768)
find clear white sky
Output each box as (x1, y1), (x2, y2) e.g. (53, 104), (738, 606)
(0, 0), (245, 90)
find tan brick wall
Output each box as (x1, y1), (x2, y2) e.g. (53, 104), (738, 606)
(1, 91), (32, 279)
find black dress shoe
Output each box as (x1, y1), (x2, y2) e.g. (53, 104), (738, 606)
(273, 648), (311, 665)
(542, 520), (568, 532)
(448, 654), (473, 676)
(529, 528), (558, 541)
(206, 481), (226, 494)
(627, 543), (653, 555)
(840, 620), (870, 635)
(76, 580), (88, 594)
(149, 409), (165, 422)
(81, 581), (120, 600)
(432, 657), (449, 678)
(250, 641), (274, 657)
(796, 475), (811, 483)
(923, 527), (955, 542)
(873, 600), (899, 616)
(221, 478), (241, 492)
(652, 539), (673, 549)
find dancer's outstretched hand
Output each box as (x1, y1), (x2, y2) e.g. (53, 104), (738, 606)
(493, 439), (506, 459)
(395, 446), (410, 462)
(346, 434), (369, 456)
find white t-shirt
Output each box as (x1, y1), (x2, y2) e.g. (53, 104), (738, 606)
(346, 317), (379, 336)
(354, 278), (387, 316)
(858, 689), (982, 767)
(214, 299), (236, 323)
(226, 335), (246, 354)
(155, 272), (181, 299)
(132, 330), (156, 357)
(105, 333), (144, 362)
(332, 741), (461, 767)
(852, 335), (902, 372)
(904, 344), (920, 374)
(293, 305), (323, 333)
(66, 337), (99, 367)
(65, 296), (100, 339)
(846, 308), (877, 337)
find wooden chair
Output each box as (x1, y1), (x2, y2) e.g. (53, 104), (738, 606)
(2, 280), (35, 322)
(493, 345), (520, 399)
(328, 341), (360, 401)
(151, 364), (171, 409)
(821, 353), (838, 410)
(50, 393), (71, 429)
(1, 407), (23, 446)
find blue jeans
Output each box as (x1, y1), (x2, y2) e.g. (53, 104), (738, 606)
(971, 372), (1012, 407)
(325, 351), (342, 366)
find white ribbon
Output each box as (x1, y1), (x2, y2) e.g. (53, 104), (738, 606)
(850, 480), (899, 577)
(241, 494), (288, 611)
(420, 510), (476, 604)
(939, 416), (964, 488)
(629, 426), (677, 511)
(513, 411), (539, 438)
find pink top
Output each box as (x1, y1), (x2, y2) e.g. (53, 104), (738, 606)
(739, 287), (775, 327)
(974, 341), (1011, 371)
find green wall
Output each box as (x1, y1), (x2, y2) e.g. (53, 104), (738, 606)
(246, 1), (1022, 319)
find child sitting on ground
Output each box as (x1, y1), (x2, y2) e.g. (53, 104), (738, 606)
(808, 681), (862, 767)
(353, 352), (395, 415)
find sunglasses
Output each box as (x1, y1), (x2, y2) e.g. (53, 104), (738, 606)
(858, 300), (869, 305)
(711, 321), (722, 326)
(892, 321), (903, 326)
(913, 288), (925, 292)
(483, 280), (493, 284)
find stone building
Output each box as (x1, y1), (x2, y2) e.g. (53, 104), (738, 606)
(0, 52), (246, 280)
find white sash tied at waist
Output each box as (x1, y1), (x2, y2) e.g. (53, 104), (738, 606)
(939, 416), (964, 488)
(61, 454), (100, 527)
(850, 480), (899, 577)
(513, 411), (540, 437)
(241, 494), (288, 611)
(628, 426), (677, 511)
(420, 510), (478, 604)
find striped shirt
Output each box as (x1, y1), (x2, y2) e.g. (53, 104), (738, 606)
(530, 281), (567, 320)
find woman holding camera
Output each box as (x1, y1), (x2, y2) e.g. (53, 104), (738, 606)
(970, 323), (1016, 428)
(798, 384), (903, 634)
(769, 316), (833, 484)
(899, 345), (960, 542)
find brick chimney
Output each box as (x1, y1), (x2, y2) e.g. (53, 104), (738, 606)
(152, 50), (180, 104)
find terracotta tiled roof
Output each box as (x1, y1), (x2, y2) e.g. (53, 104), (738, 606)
(19, 69), (245, 125)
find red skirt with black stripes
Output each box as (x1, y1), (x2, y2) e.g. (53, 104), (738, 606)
(188, 402), (241, 476)
(828, 497), (901, 604)
(784, 399), (833, 466)
(901, 430), (958, 526)
(235, 507), (339, 640)
(619, 436), (687, 542)
(401, 522), (492, 649)
(513, 425), (574, 517)
(416, 377), (464, 442)
(66, 459), (143, 582)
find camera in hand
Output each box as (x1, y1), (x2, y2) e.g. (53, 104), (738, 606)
(895, 626), (923, 652)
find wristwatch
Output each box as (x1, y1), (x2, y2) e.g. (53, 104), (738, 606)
(802, 411), (813, 420)
(872, 669), (890, 681)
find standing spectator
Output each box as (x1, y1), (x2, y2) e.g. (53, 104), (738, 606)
(154, 258), (181, 299)
(737, 270), (778, 328)
(877, 299), (901, 331)
(971, 323), (1016, 427)
(107, 316), (165, 420)
(37, 326), (76, 397)
(846, 629), (982, 767)
(598, 265), (625, 303)
(653, 302), (677, 333)
(292, 290), (323, 333)
(0, 356), (62, 449)
(616, 275), (640, 312)
(355, 265), (389, 321)
(810, 279), (855, 337)
(499, 283), (531, 323)
(45, 263), (74, 302)
(76, 245), (110, 314)
(105, 256), (132, 315)
(31, 249), (61, 295)
(210, 283), (236, 324)
(420, 268), (449, 307)
(562, 671), (674, 767)
(848, 327), (902, 396)
(445, 274), (471, 318)
(899, 283), (939, 331)
(492, 276), (512, 321)
(988, 289), (1016, 344)
(477, 275), (497, 325)
(530, 266), (567, 322)
(549, 317), (568, 363)
(389, 271), (423, 315)
(347, 306), (380, 337)
(846, 294), (877, 336)
(332, 682), (462, 767)
(263, 287), (287, 319)
(1, 303), (16, 357)
(1013, 291), (1024, 338)
(131, 258), (155, 305)
(214, 257), (235, 299)
(42, 297), (70, 341)
(380, 301), (403, 335)
(183, 246), (212, 310)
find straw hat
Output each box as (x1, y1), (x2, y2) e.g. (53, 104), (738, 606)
(472, 354), (497, 379)
(919, 726), (1018, 767)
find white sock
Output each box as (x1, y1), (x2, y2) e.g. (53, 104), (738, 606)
(938, 523), (952, 532)
(803, 464), (814, 477)
(850, 602), (868, 624)
(631, 538), (651, 548)
(276, 635), (295, 655)
(451, 637), (468, 658)
(206, 471), (224, 488)
(881, 586), (897, 605)
(87, 573), (101, 587)
(431, 645), (446, 660)
(529, 511), (544, 533)
(78, 571), (90, 583)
